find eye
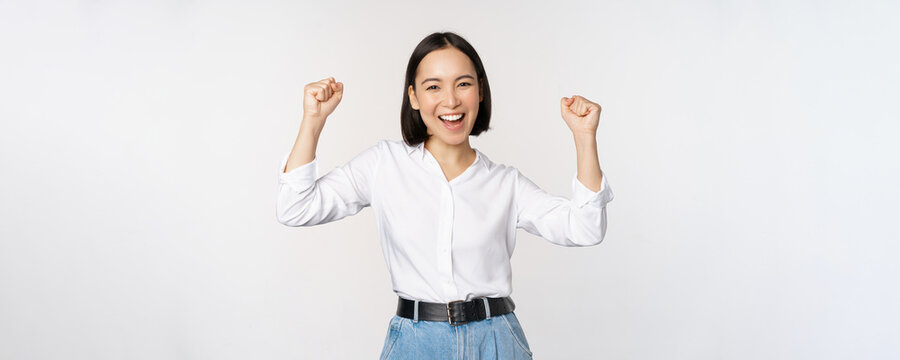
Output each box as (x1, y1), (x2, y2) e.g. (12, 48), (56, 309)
(459, 82), (472, 87)
(427, 85), (438, 90)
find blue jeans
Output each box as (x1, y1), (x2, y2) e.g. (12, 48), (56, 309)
(379, 311), (534, 359)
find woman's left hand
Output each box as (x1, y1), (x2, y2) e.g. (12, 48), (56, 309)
(560, 95), (602, 136)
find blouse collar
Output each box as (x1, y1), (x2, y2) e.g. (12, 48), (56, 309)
(405, 141), (426, 160)
(404, 141), (488, 170)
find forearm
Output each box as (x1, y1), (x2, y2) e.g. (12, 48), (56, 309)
(573, 133), (603, 192)
(283, 116), (323, 173)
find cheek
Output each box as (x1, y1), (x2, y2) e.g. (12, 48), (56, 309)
(419, 98), (439, 114)
(463, 89), (481, 104)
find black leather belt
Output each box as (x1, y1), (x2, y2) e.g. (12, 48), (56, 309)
(396, 296), (516, 326)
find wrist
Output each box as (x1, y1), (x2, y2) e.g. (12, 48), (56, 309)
(573, 132), (598, 156)
(302, 113), (325, 122)
(572, 131), (597, 143)
(300, 116), (324, 137)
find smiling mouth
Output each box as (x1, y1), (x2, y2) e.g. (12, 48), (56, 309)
(440, 113), (465, 130)
(439, 113), (464, 121)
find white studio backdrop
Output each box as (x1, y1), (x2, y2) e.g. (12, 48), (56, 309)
(1, 0), (898, 359)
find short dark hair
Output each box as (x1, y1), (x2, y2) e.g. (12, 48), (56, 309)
(401, 32), (492, 146)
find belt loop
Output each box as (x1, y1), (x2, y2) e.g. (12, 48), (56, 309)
(482, 298), (491, 319)
(413, 300), (420, 323)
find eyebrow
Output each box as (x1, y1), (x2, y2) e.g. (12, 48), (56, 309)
(421, 74), (475, 85)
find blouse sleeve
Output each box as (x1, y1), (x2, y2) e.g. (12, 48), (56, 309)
(515, 169), (615, 246)
(275, 141), (383, 227)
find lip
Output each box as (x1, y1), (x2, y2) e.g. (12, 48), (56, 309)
(439, 113), (465, 131)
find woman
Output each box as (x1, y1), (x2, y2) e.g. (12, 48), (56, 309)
(277, 32), (614, 359)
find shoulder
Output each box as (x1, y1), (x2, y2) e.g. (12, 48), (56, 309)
(378, 139), (406, 151)
(373, 139), (414, 157)
(356, 139), (426, 163)
(355, 139), (402, 154)
(474, 150), (540, 194)
(343, 140), (394, 166)
(474, 148), (519, 177)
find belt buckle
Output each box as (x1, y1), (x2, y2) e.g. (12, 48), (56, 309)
(447, 300), (466, 326)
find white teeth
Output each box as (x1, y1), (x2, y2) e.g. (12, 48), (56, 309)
(439, 114), (463, 121)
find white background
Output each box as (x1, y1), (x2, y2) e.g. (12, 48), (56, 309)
(1, 0), (898, 359)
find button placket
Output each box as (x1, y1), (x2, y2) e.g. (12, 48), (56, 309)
(423, 148), (458, 297)
(438, 183), (456, 295)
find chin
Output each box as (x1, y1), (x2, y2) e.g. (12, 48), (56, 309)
(431, 133), (466, 145)
(427, 121), (473, 144)
(447, 136), (469, 145)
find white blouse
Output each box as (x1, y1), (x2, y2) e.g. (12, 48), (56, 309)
(276, 139), (614, 303)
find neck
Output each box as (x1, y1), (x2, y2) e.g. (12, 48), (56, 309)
(424, 136), (475, 165)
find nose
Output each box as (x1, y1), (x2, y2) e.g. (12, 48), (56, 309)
(444, 88), (460, 107)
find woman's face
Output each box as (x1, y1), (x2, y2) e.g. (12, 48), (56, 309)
(408, 46), (483, 146)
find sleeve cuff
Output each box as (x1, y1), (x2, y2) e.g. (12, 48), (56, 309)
(278, 151), (318, 193)
(571, 170), (614, 207)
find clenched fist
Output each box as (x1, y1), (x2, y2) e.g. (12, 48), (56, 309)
(302, 77), (344, 131)
(560, 95), (602, 136)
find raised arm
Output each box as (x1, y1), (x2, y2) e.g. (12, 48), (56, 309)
(277, 77), (381, 227)
(276, 141), (381, 227)
(561, 95), (604, 192)
(514, 94), (614, 246)
(515, 169), (613, 246)
(283, 77), (343, 173)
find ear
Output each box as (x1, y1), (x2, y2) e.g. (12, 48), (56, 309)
(479, 79), (484, 102)
(408, 85), (420, 110)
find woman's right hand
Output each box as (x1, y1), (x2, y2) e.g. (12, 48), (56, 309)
(302, 77), (344, 130)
